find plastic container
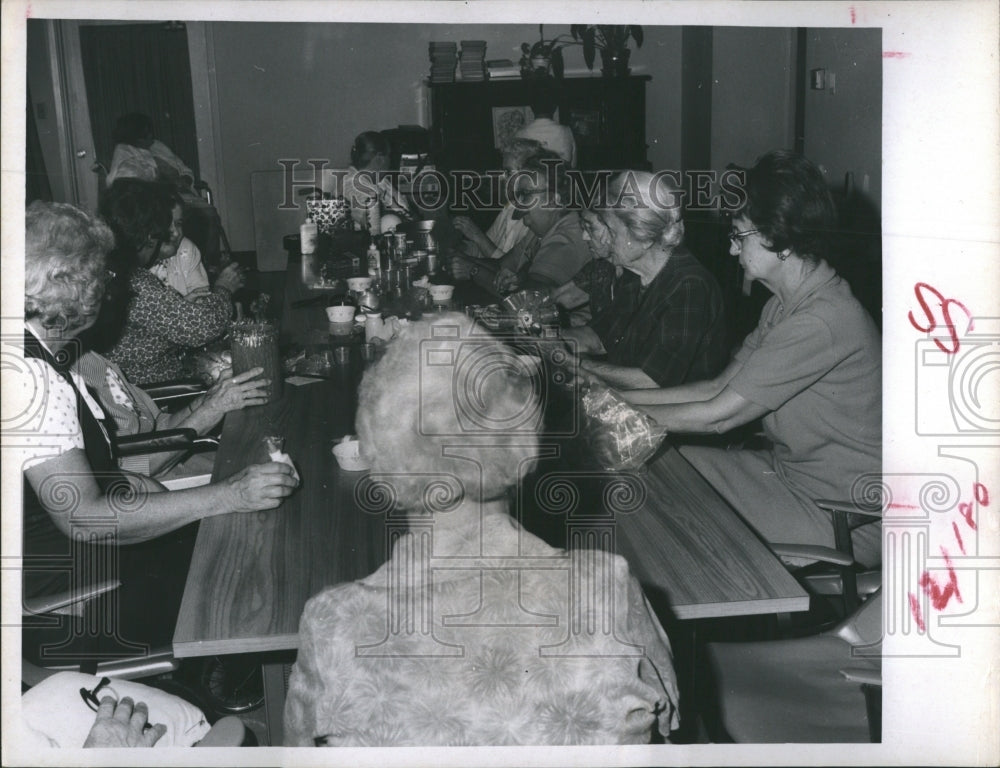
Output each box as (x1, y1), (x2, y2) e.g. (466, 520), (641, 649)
(332, 439), (370, 471)
(300, 218), (318, 255)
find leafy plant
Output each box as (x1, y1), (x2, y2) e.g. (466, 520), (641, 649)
(520, 24), (580, 78)
(570, 25), (644, 70)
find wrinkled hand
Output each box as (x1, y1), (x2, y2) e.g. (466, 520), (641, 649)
(202, 366), (270, 415)
(215, 262), (245, 293)
(225, 462), (298, 512)
(493, 267), (520, 295)
(83, 696), (166, 749)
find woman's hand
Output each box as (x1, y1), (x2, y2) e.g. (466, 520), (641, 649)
(494, 267), (520, 295)
(214, 262), (245, 294)
(224, 462), (298, 512)
(201, 366), (270, 416)
(452, 216), (492, 254)
(83, 696), (167, 749)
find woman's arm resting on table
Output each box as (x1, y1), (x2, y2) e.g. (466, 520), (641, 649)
(578, 358), (659, 390)
(622, 357), (743, 406)
(26, 449), (298, 544)
(638, 385), (769, 434)
(561, 325), (606, 356)
(159, 367), (270, 435)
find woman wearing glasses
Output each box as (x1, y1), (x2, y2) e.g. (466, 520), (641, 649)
(624, 151), (881, 567)
(561, 170), (728, 389)
(18, 201), (298, 665)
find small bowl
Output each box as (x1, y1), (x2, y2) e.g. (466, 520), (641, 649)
(347, 277), (372, 293)
(428, 284), (455, 302)
(326, 305), (356, 323)
(332, 439), (370, 471)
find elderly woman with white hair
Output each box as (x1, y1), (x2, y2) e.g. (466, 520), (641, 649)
(562, 171), (728, 390)
(284, 315), (679, 746)
(17, 201), (297, 664)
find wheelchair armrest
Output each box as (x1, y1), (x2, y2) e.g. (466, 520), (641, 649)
(23, 579), (121, 616)
(771, 543), (855, 567)
(814, 498), (883, 519)
(140, 378), (208, 406)
(839, 666), (882, 686)
(113, 428), (197, 458)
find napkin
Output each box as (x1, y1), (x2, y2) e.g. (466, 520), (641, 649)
(264, 436), (301, 485)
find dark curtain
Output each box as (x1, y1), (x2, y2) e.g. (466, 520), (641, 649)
(26, 84), (53, 202)
(78, 22), (199, 177)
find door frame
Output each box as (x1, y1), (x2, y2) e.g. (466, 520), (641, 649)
(47, 19), (227, 228)
(49, 20), (99, 212)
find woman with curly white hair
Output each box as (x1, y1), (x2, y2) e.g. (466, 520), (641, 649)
(17, 201), (297, 664)
(284, 314), (679, 746)
(562, 170), (728, 390)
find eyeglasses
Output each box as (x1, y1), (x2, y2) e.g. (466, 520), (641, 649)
(728, 228), (760, 247)
(79, 676), (116, 712)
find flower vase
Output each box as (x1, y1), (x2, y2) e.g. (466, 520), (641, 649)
(600, 48), (631, 77)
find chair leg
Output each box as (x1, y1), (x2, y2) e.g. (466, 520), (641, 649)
(832, 511), (860, 616)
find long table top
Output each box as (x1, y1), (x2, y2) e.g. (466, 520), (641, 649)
(173, 258), (807, 657)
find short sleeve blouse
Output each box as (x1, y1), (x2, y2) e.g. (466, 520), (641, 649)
(9, 357), (106, 470)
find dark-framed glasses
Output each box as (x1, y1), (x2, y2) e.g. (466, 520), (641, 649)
(79, 676), (116, 712)
(728, 228), (760, 247)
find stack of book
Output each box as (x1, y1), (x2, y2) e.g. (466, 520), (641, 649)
(429, 42), (457, 83)
(459, 40), (487, 81)
(486, 59), (520, 80)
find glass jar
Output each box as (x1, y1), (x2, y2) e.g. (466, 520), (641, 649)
(230, 321), (283, 403)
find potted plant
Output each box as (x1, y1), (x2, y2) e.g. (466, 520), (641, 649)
(570, 24), (644, 77)
(520, 24), (579, 79)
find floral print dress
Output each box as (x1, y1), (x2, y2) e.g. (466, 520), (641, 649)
(284, 509), (679, 746)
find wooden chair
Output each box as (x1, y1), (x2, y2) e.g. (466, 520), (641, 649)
(707, 589), (882, 743)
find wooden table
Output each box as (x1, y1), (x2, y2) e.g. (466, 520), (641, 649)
(172, 257), (808, 744)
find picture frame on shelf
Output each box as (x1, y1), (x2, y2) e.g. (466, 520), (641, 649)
(492, 105), (534, 149)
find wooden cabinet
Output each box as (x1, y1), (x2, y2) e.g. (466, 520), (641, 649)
(428, 76), (651, 173)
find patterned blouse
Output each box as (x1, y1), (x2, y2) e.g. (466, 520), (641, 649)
(284, 509), (679, 746)
(107, 268), (232, 384)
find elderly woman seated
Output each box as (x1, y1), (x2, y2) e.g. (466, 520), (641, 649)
(624, 151), (882, 567)
(491, 152), (592, 301)
(98, 179), (244, 384)
(562, 171), (728, 390)
(17, 201), (297, 664)
(284, 315), (679, 746)
(451, 137), (544, 266)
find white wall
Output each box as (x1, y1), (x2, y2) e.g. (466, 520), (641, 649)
(803, 27), (882, 211)
(710, 26), (797, 171)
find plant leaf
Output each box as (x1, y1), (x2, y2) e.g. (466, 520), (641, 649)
(582, 34), (596, 69)
(551, 47), (564, 79)
(631, 25), (644, 48)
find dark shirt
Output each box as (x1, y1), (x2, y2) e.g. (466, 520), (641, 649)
(590, 247), (727, 386)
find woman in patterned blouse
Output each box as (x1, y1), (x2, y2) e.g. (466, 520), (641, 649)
(99, 180), (244, 384)
(284, 315), (680, 746)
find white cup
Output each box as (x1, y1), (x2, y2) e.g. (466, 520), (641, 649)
(326, 305), (356, 323)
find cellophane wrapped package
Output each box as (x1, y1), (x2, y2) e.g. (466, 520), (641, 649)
(580, 383), (668, 471)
